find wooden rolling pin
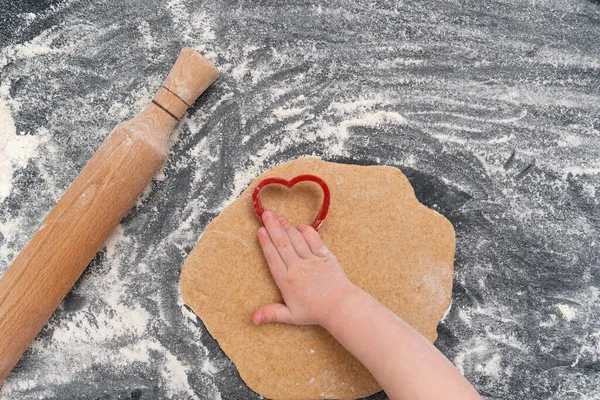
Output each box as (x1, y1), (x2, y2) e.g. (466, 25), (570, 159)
(0, 48), (218, 383)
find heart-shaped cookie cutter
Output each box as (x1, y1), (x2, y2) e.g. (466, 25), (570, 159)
(252, 175), (331, 231)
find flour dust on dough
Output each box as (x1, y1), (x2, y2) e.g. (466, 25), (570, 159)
(181, 157), (455, 399)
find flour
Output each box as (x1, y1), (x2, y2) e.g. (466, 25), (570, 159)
(432, 123), (484, 134)
(582, 183), (596, 199)
(484, 327), (527, 352)
(476, 353), (502, 379)
(557, 133), (584, 148)
(377, 58), (426, 68)
(406, 109), (528, 125)
(557, 304), (577, 322)
(340, 111), (408, 133)
(440, 299), (453, 322)
(118, 339), (210, 399)
(0, 217), (20, 262)
(0, 97), (40, 203)
(201, 358), (219, 376)
(563, 167), (600, 179)
(227, 105), (359, 203)
(458, 308), (472, 326)
(151, 340), (202, 399)
(166, 0), (216, 50)
(453, 340), (488, 375)
(273, 106), (309, 119)
(230, 142), (283, 201)
(137, 21), (155, 50)
(104, 224), (127, 260)
(226, 104), (409, 200)
(0, 29), (62, 69)
(230, 60), (250, 81)
(330, 99), (381, 113)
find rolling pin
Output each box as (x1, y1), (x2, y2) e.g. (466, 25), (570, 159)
(0, 48), (218, 383)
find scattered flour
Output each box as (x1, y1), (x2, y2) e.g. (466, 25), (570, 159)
(557, 133), (583, 148)
(581, 183), (596, 199)
(201, 358), (219, 376)
(0, 217), (21, 263)
(476, 353), (502, 379)
(230, 60), (250, 81)
(406, 109), (527, 125)
(339, 111), (408, 133)
(104, 224), (127, 260)
(166, 0), (216, 46)
(154, 341), (202, 399)
(137, 21), (155, 49)
(0, 97), (40, 202)
(562, 167), (600, 179)
(273, 106), (309, 119)
(557, 304), (577, 322)
(230, 142), (283, 200)
(440, 299), (453, 322)
(432, 123), (484, 134)
(377, 58), (426, 68)
(484, 327), (527, 352)
(180, 301), (199, 325)
(458, 308), (472, 326)
(119, 339), (207, 399)
(454, 340), (488, 375)
(50, 293), (151, 345)
(0, 28), (65, 69)
(330, 99), (381, 113)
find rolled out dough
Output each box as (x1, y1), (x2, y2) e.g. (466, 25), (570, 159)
(181, 157), (455, 400)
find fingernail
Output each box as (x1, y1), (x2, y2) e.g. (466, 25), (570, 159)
(278, 216), (287, 225)
(254, 313), (264, 324)
(298, 224), (306, 230)
(263, 210), (274, 219)
(258, 227), (268, 237)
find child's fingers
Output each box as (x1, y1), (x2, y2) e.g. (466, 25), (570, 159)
(253, 303), (294, 325)
(262, 210), (299, 265)
(278, 217), (313, 259)
(257, 227), (287, 281)
(298, 224), (330, 257)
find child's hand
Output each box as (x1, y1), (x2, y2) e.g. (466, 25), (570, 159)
(253, 210), (355, 326)
(252, 213), (482, 400)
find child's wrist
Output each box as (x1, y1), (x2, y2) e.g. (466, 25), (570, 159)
(319, 282), (365, 332)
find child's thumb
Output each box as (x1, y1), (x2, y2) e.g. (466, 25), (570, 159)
(253, 303), (293, 325)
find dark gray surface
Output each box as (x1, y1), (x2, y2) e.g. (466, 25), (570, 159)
(0, 0), (599, 399)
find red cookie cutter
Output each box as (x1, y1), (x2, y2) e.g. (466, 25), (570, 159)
(252, 175), (331, 231)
